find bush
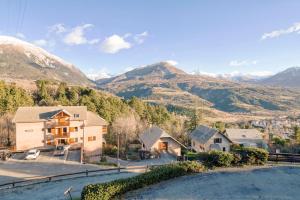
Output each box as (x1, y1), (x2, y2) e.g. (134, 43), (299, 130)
(103, 146), (118, 156)
(231, 146), (268, 165)
(204, 150), (234, 168)
(81, 161), (204, 200)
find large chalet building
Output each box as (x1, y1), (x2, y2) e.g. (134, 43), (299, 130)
(13, 106), (107, 158)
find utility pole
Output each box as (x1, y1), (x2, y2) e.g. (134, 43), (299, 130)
(117, 132), (120, 168)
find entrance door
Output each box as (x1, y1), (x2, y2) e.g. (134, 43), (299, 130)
(159, 142), (168, 150)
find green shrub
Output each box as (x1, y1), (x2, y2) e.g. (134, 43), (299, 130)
(81, 161), (204, 200)
(204, 150), (234, 168)
(231, 146), (269, 165)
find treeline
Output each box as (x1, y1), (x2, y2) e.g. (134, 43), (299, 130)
(0, 80), (172, 125)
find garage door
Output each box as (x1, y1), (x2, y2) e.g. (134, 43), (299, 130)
(159, 142), (168, 150)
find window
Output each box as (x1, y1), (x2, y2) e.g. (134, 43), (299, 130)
(214, 138), (222, 144)
(75, 127), (78, 132)
(47, 128), (51, 133)
(74, 114), (80, 118)
(63, 127), (67, 133)
(88, 136), (96, 141)
(223, 147), (226, 152)
(102, 126), (107, 133)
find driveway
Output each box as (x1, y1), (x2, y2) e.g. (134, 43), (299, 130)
(0, 151), (103, 184)
(107, 151), (176, 167)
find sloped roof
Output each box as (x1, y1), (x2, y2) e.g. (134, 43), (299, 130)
(86, 111), (107, 126)
(190, 125), (232, 144)
(189, 125), (219, 144)
(13, 106), (86, 123)
(225, 129), (264, 144)
(139, 126), (186, 148)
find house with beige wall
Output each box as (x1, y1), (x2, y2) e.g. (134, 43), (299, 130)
(139, 126), (186, 156)
(225, 128), (267, 149)
(13, 106), (107, 159)
(189, 125), (232, 152)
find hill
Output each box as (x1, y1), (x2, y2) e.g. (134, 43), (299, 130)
(97, 62), (300, 114)
(259, 67), (300, 88)
(0, 36), (91, 86)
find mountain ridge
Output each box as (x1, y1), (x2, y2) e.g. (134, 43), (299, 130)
(96, 62), (300, 114)
(0, 36), (91, 86)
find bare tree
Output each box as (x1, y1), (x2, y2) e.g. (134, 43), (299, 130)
(0, 114), (15, 147)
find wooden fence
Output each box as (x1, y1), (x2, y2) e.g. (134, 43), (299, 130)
(0, 167), (125, 190)
(268, 153), (300, 163)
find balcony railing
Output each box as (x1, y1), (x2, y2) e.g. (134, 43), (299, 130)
(53, 132), (70, 138)
(47, 121), (70, 127)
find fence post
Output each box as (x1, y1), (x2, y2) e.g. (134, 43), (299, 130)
(86, 170), (88, 177)
(48, 177), (52, 182)
(118, 167), (120, 173)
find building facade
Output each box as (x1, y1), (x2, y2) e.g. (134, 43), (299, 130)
(190, 125), (232, 152)
(13, 106), (107, 158)
(139, 126), (186, 156)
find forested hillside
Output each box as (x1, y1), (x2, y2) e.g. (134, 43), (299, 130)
(0, 80), (191, 146)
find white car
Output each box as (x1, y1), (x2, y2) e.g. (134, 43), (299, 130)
(25, 149), (40, 160)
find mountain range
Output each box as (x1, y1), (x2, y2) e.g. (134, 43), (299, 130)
(1, 36), (300, 116)
(96, 62), (300, 114)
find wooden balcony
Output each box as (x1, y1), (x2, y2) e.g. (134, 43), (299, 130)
(53, 132), (70, 138)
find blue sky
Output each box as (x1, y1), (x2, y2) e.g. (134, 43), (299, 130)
(1, 0), (300, 79)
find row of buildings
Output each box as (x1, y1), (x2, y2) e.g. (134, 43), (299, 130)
(13, 106), (267, 160)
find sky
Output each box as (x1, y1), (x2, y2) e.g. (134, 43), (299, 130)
(1, 0), (300, 79)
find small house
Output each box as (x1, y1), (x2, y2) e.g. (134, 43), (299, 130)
(139, 126), (185, 156)
(189, 125), (232, 152)
(225, 128), (266, 148)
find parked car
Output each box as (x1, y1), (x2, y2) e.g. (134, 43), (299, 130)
(0, 148), (12, 161)
(53, 145), (67, 156)
(25, 149), (40, 160)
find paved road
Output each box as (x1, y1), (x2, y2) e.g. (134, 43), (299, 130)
(0, 171), (139, 200)
(126, 166), (300, 200)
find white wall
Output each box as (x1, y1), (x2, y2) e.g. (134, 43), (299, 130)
(192, 132), (231, 152)
(16, 122), (45, 151)
(83, 126), (103, 157)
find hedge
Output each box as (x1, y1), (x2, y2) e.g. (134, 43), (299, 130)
(203, 150), (234, 168)
(186, 146), (269, 168)
(81, 161), (204, 200)
(231, 146), (269, 165)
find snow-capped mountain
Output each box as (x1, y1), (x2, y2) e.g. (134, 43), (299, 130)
(0, 36), (91, 85)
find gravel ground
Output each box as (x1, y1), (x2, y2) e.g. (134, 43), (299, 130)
(0, 171), (139, 200)
(125, 166), (300, 200)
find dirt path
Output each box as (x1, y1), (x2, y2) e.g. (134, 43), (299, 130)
(126, 165), (300, 200)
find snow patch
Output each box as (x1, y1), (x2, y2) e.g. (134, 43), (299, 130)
(0, 36), (74, 69)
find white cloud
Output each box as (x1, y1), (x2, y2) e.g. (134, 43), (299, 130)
(229, 60), (258, 67)
(86, 68), (111, 81)
(192, 70), (273, 79)
(134, 31), (148, 44)
(48, 23), (67, 34)
(101, 34), (131, 54)
(63, 24), (99, 45)
(16, 33), (25, 39)
(261, 22), (300, 40)
(32, 39), (56, 48)
(164, 60), (178, 65)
